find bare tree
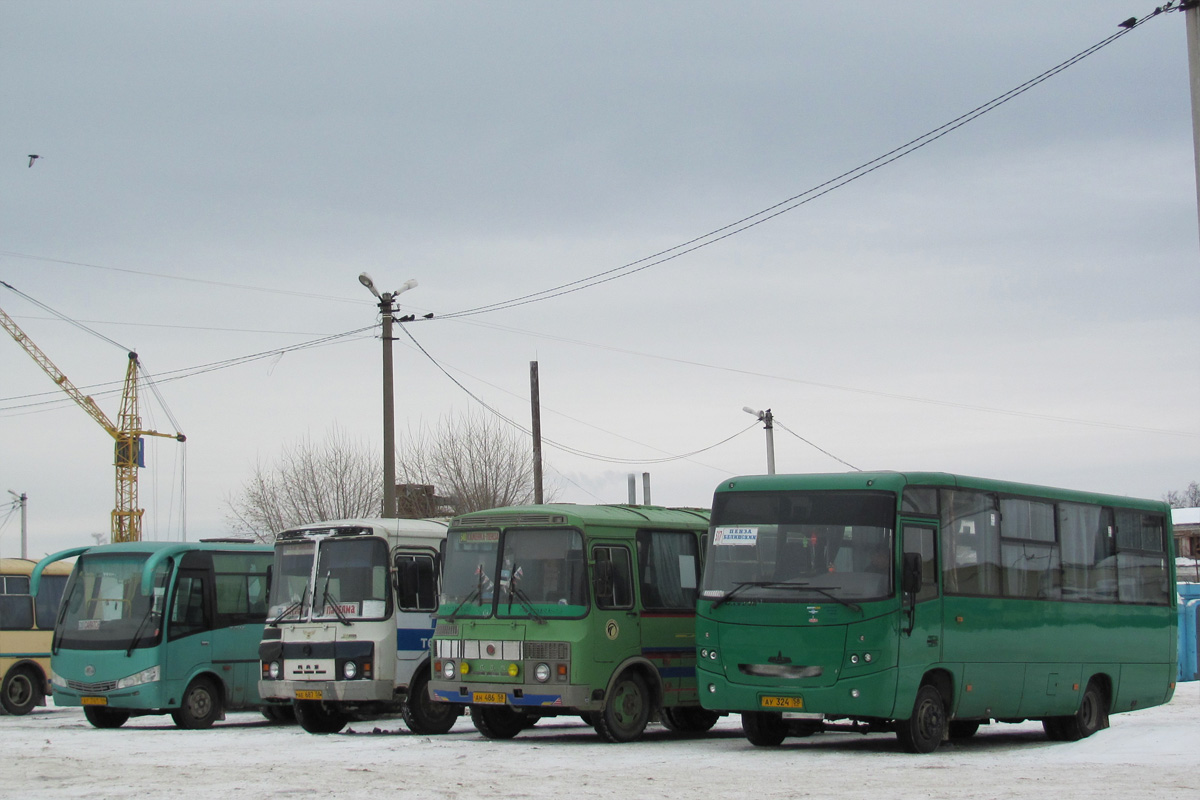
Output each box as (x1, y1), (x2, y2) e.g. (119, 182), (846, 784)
(1165, 481), (1200, 509)
(225, 426), (382, 541)
(398, 410), (541, 516)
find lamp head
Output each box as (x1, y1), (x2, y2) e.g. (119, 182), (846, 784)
(358, 272), (381, 299)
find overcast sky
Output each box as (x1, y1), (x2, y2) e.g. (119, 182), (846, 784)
(2, 1), (1197, 557)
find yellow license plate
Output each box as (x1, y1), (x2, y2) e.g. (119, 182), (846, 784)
(761, 695), (804, 709)
(294, 690), (323, 700)
(81, 696), (108, 706)
(472, 692), (507, 705)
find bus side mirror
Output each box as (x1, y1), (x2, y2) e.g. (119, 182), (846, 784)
(593, 560), (613, 599)
(902, 553), (923, 596)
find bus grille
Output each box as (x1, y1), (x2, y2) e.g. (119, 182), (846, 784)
(523, 642), (569, 660)
(67, 679), (117, 693)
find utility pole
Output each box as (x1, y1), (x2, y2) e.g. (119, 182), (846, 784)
(6, 491), (26, 559)
(743, 406), (776, 475)
(1185, 1), (1200, 243)
(359, 273), (417, 519)
(530, 361), (544, 504)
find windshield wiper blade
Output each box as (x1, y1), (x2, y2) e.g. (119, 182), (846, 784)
(319, 571), (351, 626)
(710, 579), (862, 612)
(710, 581), (771, 609)
(125, 603), (159, 657)
(447, 563), (489, 620)
(506, 568), (545, 623)
(269, 586), (308, 627)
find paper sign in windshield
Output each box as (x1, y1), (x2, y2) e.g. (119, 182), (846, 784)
(714, 526), (758, 546)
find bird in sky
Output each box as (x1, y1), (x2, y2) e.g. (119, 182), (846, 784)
(27, 154), (40, 167)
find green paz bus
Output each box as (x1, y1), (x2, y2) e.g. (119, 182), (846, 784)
(696, 472), (1177, 753)
(429, 504), (715, 742)
(32, 541), (284, 729)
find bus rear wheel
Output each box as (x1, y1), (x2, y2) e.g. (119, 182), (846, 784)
(897, 684), (947, 754)
(594, 671), (651, 743)
(742, 711), (788, 746)
(470, 705), (527, 739)
(83, 706), (130, 728)
(661, 706), (720, 735)
(403, 670), (459, 735)
(1043, 680), (1107, 742)
(1, 667), (41, 716)
(172, 678), (221, 729)
(294, 700), (348, 734)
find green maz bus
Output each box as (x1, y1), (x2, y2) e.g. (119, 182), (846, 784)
(697, 472), (1177, 753)
(429, 504), (715, 742)
(32, 541), (285, 729)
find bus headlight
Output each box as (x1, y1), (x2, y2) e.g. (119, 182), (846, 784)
(115, 665), (160, 690)
(343, 661), (358, 680)
(534, 663), (551, 683)
(50, 670), (67, 689)
(268, 661), (282, 680)
(441, 661), (457, 680)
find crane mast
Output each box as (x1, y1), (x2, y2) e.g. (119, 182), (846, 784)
(0, 306), (185, 543)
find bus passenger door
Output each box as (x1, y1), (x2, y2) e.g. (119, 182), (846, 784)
(393, 548), (439, 687)
(166, 568), (214, 699)
(897, 523), (942, 710)
(590, 542), (639, 665)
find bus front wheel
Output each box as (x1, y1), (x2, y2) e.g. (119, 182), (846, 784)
(403, 670), (459, 735)
(83, 706), (130, 729)
(594, 671), (652, 743)
(294, 700), (348, 734)
(470, 705), (527, 739)
(897, 684), (947, 754)
(172, 678), (221, 729)
(1, 666), (42, 716)
(742, 711), (788, 746)
(661, 706), (720, 735)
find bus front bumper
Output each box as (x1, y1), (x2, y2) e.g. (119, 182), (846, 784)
(696, 664), (899, 720)
(258, 679), (395, 704)
(429, 678), (595, 711)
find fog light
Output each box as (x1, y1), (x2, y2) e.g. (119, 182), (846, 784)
(707, 684), (716, 693)
(709, 650), (718, 660)
(268, 661), (281, 680)
(534, 663), (551, 683)
(850, 689), (861, 698)
(507, 663), (519, 678)
(864, 653), (872, 663)
(700, 648), (709, 659)
(343, 661), (358, 680)
(850, 654), (859, 664)
(442, 661), (457, 680)
(460, 662), (471, 675)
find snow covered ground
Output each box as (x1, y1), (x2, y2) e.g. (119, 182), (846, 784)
(4, 687), (1197, 800)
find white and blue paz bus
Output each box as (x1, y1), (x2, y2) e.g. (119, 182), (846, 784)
(257, 518), (454, 734)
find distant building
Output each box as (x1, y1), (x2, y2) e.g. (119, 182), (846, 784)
(1174, 508), (1200, 584)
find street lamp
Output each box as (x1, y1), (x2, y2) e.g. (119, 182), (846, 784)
(6, 490), (26, 558)
(743, 406), (776, 475)
(360, 273), (418, 518)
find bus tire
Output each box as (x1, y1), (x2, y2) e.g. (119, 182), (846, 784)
(897, 684), (947, 754)
(742, 711), (788, 746)
(1045, 680), (1107, 742)
(470, 705), (527, 739)
(172, 678), (221, 729)
(660, 706), (720, 735)
(294, 700), (348, 734)
(948, 720), (981, 739)
(594, 671), (651, 743)
(402, 670), (459, 735)
(261, 704), (296, 724)
(1, 666), (42, 716)
(84, 706), (130, 729)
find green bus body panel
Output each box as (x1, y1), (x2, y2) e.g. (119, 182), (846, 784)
(431, 504), (708, 713)
(698, 472), (1177, 724)
(38, 541), (273, 715)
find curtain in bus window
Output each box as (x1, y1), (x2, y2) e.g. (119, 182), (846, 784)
(1114, 510), (1169, 605)
(396, 554), (438, 612)
(999, 498), (1060, 599)
(1059, 504), (1116, 601)
(939, 490), (1001, 596)
(638, 532), (699, 611)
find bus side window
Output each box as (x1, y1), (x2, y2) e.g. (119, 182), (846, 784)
(637, 531), (700, 611)
(396, 554), (438, 612)
(593, 546), (633, 610)
(902, 525), (938, 603)
(0, 576), (34, 631)
(170, 574), (211, 639)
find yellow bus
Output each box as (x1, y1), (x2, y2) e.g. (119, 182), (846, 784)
(0, 557), (73, 715)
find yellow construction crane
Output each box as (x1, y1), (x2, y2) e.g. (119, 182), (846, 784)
(0, 305), (185, 543)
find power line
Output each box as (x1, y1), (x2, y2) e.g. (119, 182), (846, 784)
(772, 417), (860, 472)
(436, 11), (1164, 320)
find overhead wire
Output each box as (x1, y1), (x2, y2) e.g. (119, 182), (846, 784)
(436, 8), (1169, 320)
(772, 417), (861, 472)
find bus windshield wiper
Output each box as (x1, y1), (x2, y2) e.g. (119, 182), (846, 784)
(269, 586), (307, 627)
(506, 567), (545, 623)
(447, 563), (488, 620)
(125, 603), (160, 657)
(711, 579), (861, 612)
(320, 571), (351, 626)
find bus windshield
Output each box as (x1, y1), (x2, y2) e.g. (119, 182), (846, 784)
(442, 528), (588, 619)
(268, 541), (315, 622)
(55, 554), (171, 651)
(313, 537), (391, 621)
(703, 490), (897, 604)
